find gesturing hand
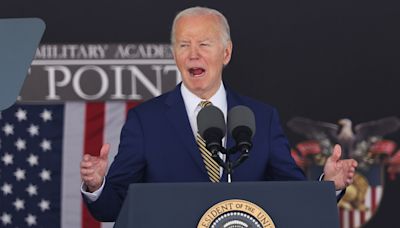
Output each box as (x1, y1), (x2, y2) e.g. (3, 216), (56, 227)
(80, 144), (110, 192)
(323, 144), (358, 190)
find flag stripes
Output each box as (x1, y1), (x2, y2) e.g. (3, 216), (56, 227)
(339, 186), (383, 228)
(61, 102), (136, 228)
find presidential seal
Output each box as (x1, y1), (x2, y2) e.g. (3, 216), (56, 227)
(198, 199), (275, 228)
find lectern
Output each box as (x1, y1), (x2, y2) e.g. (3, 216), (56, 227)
(114, 181), (339, 227)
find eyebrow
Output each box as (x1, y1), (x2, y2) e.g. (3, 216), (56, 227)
(176, 39), (214, 44)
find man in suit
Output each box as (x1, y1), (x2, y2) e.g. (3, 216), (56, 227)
(80, 6), (358, 222)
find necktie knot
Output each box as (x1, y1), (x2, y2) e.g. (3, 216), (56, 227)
(199, 100), (212, 108)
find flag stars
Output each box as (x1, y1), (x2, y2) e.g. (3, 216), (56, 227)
(40, 139), (51, 152)
(26, 154), (39, 167)
(15, 108), (28, 122)
(25, 214), (37, 226)
(1, 153), (13, 166)
(0, 212), (12, 225)
(13, 198), (25, 211)
(14, 168), (26, 181)
(27, 124), (39, 137)
(39, 169), (51, 182)
(40, 109), (52, 122)
(38, 199), (50, 212)
(1, 182), (13, 195)
(15, 138), (27, 151)
(2, 123), (14, 136)
(26, 184), (38, 196)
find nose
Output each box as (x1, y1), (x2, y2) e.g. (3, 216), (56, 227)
(189, 45), (200, 60)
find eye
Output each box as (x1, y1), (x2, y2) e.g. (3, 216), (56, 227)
(179, 43), (189, 48)
(200, 43), (210, 47)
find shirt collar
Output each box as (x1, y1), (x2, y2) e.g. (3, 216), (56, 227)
(180, 82), (227, 115)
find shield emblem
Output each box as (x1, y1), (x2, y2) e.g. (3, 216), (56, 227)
(287, 117), (400, 228)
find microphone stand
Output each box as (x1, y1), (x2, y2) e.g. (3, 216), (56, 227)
(224, 149), (233, 183)
(209, 148), (230, 182)
(211, 146), (250, 183)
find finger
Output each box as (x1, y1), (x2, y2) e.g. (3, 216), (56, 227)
(347, 162), (357, 171)
(99, 143), (110, 160)
(83, 154), (102, 164)
(83, 154), (92, 161)
(80, 160), (93, 169)
(330, 144), (342, 162)
(80, 168), (95, 176)
(344, 163), (356, 173)
(342, 159), (356, 168)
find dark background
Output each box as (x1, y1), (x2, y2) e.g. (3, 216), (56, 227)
(1, 0), (399, 227)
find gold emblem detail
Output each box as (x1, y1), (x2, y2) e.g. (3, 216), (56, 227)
(338, 172), (369, 211)
(197, 199), (275, 228)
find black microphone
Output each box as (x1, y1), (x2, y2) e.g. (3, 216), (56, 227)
(197, 105), (226, 156)
(228, 105), (256, 153)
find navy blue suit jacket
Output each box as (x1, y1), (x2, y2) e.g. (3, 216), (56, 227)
(85, 84), (306, 221)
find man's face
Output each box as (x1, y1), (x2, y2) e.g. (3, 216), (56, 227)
(173, 14), (232, 99)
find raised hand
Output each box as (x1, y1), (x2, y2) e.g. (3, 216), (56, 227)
(323, 144), (358, 190)
(80, 144), (110, 192)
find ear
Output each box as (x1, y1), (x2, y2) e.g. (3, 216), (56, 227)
(223, 41), (233, 65)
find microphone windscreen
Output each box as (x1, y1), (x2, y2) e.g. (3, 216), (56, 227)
(197, 105), (226, 137)
(228, 105), (256, 137)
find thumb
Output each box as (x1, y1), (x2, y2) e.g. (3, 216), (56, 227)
(99, 143), (110, 160)
(330, 144), (342, 162)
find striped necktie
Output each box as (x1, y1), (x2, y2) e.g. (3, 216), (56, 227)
(196, 100), (220, 182)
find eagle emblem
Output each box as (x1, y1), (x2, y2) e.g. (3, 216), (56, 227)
(287, 116), (400, 227)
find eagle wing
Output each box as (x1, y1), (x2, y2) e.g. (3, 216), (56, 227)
(287, 117), (339, 141)
(354, 116), (400, 141)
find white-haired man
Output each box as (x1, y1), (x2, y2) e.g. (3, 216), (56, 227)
(80, 6), (357, 221)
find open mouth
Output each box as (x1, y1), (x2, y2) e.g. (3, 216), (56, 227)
(189, 67), (206, 77)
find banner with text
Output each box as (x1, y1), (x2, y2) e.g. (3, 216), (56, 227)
(19, 44), (180, 102)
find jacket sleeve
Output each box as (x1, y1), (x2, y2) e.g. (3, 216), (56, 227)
(84, 109), (146, 222)
(264, 108), (306, 181)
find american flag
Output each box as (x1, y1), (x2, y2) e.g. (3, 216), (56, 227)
(0, 102), (138, 228)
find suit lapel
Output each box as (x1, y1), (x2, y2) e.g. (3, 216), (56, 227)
(165, 84), (208, 175)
